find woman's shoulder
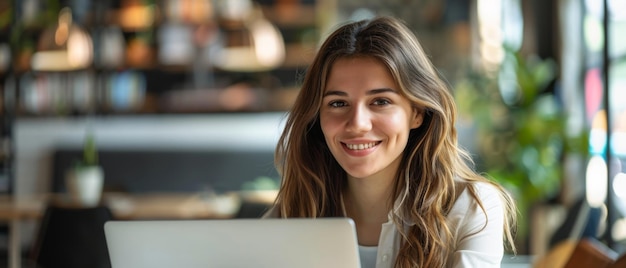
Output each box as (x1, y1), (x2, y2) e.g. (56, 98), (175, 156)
(447, 181), (506, 233)
(450, 181), (505, 219)
(455, 180), (504, 205)
(474, 181), (504, 202)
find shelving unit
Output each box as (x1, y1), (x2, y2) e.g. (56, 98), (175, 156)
(0, 0), (332, 194)
(0, 1), (14, 194)
(3, 0), (324, 116)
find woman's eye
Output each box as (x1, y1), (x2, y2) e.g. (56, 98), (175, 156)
(329, 101), (347, 108)
(373, 99), (391, 106)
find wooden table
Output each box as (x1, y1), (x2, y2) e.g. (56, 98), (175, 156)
(0, 191), (250, 268)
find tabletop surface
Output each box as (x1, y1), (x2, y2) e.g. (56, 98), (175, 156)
(0, 190), (277, 221)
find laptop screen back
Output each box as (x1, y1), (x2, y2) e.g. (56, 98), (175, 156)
(104, 218), (361, 268)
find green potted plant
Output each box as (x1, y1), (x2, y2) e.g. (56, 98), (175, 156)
(454, 47), (588, 251)
(65, 130), (104, 207)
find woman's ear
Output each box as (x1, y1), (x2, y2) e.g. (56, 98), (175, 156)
(410, 108), (424, 129)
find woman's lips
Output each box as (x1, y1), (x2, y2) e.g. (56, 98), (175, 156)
(341, 141), (381, 156)
(344, 141), (380, 150)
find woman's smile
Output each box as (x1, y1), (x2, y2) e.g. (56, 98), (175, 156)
(341, 140), (382, 157)
(343, 141), (381, 151)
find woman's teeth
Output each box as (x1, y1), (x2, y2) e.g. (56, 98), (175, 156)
(346, 142), (378, 150)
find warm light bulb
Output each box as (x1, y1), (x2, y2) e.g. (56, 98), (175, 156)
(55, 8), (72, 45)
(67, 29), (93, 68)
(251, 20), (285, 69)
(54, 23), (69, 46)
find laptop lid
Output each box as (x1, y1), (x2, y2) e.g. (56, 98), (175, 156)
(104, 218), (361, 268)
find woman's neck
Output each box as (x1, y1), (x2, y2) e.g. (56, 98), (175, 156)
(344, 175), (394, 224)
(344, 175), (394, 246)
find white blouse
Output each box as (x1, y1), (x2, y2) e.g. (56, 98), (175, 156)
(368, 182), (506, 268)
(359, 245), (378, 268)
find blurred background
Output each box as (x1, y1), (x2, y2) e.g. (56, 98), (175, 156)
(0, 0), (625, 265)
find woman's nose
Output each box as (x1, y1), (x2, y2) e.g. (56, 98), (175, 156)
(346, 105), (372, 133)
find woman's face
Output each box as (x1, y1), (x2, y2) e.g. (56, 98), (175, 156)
(320, 57), (423, 181)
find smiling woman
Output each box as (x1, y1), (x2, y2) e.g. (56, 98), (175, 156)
(264, 16), (517, 268)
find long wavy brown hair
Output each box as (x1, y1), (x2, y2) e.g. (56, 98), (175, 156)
(271, 16), (517, 267)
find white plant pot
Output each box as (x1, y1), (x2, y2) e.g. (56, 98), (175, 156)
(66, 166), (104, 207)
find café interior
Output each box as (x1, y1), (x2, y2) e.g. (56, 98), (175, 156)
(0, 0), (625, 267)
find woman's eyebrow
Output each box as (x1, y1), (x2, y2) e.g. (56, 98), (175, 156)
(323, 88), (397, 97)
(323, 90), (347, 97)
(367, 88), (397, 95)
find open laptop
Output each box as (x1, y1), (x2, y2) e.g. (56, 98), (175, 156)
(104, 218), (361, 268)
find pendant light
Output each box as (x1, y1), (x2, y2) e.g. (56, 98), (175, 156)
(31, 7), (93, 71)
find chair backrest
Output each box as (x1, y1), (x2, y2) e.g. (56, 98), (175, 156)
(30, 204), (114, 268)
(234, 201), (271, 218)
(563, 238), (618, 268)
(533, 239), (578, 268)
(610, 253), (626, 268)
